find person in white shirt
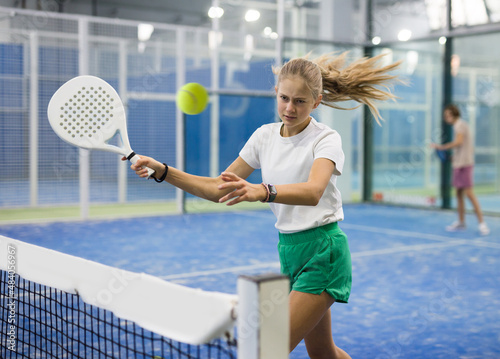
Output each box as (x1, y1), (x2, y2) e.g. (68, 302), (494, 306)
(431, 104), (490, 236)
(127, 52), (399, 358)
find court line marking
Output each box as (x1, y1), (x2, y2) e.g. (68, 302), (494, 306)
(340, 223), (465, 242)
(236, 212), (499, 248)
(468, 239), (500, 249)
(233, 215), (500, 249)
(340, 223), (500, 248)
(350, 239), (470, 258)
(163, 223), (498, 280)
(163, 240), (469, 280)
(161, 262), (280, 280)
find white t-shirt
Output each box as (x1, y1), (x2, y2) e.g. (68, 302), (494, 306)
(239, 117), (345, 233)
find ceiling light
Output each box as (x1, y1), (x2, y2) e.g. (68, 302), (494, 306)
(263, 27), (272, 36)
(137, 23), (154, 42)
(245, 9), (261, 22)
(244, 34), (254, 61)
(208, 31), (223, 50)
(451, 54), (460, 77)
(372, 36), (381, 45)
(397, 29), (412, 42)
(439, 36), (447, 45)
(406, 50), (419, 75)
(208, 6), (224, 19)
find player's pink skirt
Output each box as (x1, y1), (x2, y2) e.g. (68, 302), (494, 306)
(452, 165), (474, 189)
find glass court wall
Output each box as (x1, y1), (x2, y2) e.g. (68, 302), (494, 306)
(366, 0), (500, 214)
(1, 1), (499, 221)
(371, 41), (445, 207)
(450, 33), (500, 213)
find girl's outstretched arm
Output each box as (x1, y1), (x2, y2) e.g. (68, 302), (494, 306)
(127, 155), (259, 203)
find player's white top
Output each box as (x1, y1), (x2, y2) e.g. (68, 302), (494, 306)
(452, 118), (474, 168)
(240, 117), (345, 233)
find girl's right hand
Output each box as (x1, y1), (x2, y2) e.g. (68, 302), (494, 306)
(121, 155), (166, 179)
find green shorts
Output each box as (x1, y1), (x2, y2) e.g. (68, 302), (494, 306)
(278, 222), (352, 303)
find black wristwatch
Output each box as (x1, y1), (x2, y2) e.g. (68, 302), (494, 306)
(260, 183), (277, 203)
(267, 184), (277, 202)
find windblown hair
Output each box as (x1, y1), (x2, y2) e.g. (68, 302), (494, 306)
(273, 52), (402, 123)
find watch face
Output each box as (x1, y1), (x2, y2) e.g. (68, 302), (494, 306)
(268, 184), (277, 202)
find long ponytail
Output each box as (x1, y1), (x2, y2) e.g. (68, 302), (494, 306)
(274, 52), (401, 123)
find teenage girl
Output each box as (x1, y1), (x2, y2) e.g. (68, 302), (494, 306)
(127, 52), (399, 358)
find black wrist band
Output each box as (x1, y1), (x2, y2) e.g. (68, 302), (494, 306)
(153, 163), (168, 183)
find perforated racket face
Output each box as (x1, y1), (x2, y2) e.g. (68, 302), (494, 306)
(58, 85), (114, 139)
(48, 76), (131, 155)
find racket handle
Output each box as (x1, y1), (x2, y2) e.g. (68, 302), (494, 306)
(128, 154), (155, 179)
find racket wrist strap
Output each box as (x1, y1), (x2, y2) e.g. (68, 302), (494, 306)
(153, 164), (168, 183)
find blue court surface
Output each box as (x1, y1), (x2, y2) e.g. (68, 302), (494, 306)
(0, 204), (499, 359)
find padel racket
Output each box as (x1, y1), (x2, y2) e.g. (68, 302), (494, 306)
(47, 75), (155, 177)
(435, 149), (449, 162)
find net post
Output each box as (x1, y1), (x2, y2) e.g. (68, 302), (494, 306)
(237, 274), (289, 359)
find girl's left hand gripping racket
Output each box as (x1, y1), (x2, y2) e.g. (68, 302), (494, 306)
(47, 75), (155, 178)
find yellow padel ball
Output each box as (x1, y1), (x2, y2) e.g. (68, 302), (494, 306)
(176, 83), (209, 115)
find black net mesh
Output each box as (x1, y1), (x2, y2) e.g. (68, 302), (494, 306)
(0, 270), (237, 358)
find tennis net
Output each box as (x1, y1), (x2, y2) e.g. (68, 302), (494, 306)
(0, 235), (289, 358)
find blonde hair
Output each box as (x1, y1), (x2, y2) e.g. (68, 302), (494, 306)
(273, 52), (401, 123)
